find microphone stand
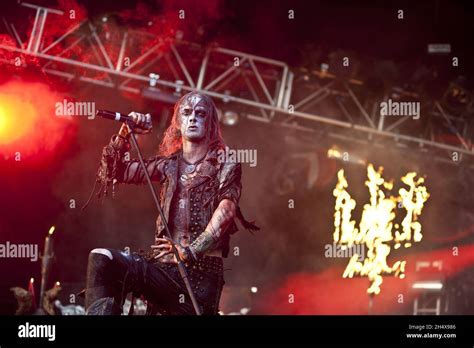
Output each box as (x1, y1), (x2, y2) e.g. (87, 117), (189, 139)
(126, 121), (202, 316)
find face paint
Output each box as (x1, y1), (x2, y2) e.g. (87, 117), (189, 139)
(179, 94), (210, 142)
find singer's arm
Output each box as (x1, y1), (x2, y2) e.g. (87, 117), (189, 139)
(97, 123), (164, 190)
(188, 162), (242, 259)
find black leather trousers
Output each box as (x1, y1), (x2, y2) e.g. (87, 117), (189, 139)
(85, 248), (224, 315)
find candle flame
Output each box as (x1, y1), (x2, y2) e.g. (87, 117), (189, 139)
(48, 226), (55, 235)
(55, 281), (61, 287)
(30, 277), (34, 283)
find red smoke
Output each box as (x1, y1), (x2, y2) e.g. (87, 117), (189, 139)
(0, 80), (75, 159)
(1, 0), (226, 82)
(28, 0), (87, 56)
(254, 244), (474, 314)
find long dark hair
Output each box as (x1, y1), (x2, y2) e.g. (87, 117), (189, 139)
(158, 92), (225, 156)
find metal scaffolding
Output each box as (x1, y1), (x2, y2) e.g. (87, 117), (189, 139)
(1, 2), (472, 164)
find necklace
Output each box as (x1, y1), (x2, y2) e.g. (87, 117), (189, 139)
(184, 163), (197, 175)
(180, 153), (206, 182)
(182, 153), (206, 174)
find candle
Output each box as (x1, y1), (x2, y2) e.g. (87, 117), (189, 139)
(28, 277), (36, 310)
(44, 226), (55, 256)
(40, 226), (55, 309)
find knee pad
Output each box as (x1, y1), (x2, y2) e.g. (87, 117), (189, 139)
(90, 248), (113, 260)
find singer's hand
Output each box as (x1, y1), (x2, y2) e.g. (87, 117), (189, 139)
(151, 237), (188, 264)
(127, 112), (153, 134)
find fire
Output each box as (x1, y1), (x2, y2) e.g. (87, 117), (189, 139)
(333, 164), (430, 295)
(0, 81), (73, 158)
(48, 226), (55, 235)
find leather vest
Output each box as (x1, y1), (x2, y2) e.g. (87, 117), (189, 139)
(155, 148), (241, 257)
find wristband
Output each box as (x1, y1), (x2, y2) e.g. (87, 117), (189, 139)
(185, 246), (199, 264)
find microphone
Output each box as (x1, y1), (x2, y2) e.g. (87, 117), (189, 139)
(96, 109), (134, 123)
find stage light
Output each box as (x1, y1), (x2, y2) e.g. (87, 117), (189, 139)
(327, 146), (366, 166)
(427, 44), (451, 54)
(320, 63), (329, 74)
(0, 94), (37, 146)
(412, 281), (443, 290)
(174, 80), (184, 95)
(240, 308), (250, 315)
(0, 81), (72, 158)
(149, 73), (159, 87)
(222, 111), (239, 126)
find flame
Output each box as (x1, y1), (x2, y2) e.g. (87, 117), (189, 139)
(333, 164), (429, 295)
(30, 277), (34, 283)
(48, 226), (55, 235)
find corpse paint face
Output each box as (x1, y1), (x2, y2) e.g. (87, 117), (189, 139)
(179, 94), (210, 142)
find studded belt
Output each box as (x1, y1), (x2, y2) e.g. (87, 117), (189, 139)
(148, 254), (223, 276)
(190, 256), (223, 275)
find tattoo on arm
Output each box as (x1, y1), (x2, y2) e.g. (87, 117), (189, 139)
(190, 199), (236, 257)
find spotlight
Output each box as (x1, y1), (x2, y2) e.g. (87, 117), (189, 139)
(222, 111), (239, 126)
(174, 80), (184, 95)
(320, 63), (329, 77)
(327, 146), (366, 166)
(149, 73), (159, 87)
(427, 43), (451, 55)
(240, 307), (250, 315)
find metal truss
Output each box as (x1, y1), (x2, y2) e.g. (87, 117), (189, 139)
(1, 2), (472, 163)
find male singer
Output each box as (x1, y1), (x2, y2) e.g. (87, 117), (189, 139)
(84, 92), (257, 315)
